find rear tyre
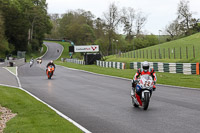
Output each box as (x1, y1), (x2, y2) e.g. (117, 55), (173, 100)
(143, 92), (150, 110)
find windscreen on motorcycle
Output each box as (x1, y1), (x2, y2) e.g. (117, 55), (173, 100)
(139, 75), (153, 89)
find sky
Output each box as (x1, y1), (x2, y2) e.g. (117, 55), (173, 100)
(46, 0), (200, 35)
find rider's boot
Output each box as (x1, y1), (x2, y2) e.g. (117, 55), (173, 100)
(153, 85), (156, 91)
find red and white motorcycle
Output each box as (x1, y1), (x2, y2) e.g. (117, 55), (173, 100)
(46, 65), (55, 79)
(131, 75), (154, 110)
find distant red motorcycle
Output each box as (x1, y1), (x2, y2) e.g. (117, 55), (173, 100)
(46, 65), (55, 79)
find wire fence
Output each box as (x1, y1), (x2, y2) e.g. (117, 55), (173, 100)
(116, 45), (199, 60)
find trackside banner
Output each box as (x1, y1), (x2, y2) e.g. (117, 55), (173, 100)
(74, 45), (99, 52)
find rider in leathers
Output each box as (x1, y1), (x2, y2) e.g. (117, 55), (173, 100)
(131, 61), (157, 97)
(46, 60), (56, 74)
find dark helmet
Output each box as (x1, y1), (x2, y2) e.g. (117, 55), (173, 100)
(142, 61), (149, 72)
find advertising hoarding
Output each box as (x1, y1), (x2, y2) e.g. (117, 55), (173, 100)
(74, 45), (99, 52)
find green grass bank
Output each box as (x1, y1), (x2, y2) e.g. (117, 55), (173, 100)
(0, 85), (82, 133)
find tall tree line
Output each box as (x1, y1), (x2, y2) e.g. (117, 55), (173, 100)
(0, 0), (52, 57)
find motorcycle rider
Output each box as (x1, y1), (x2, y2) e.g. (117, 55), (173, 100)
(30, 57), (34, 67)
(131, 61), (157, 97)
(46, 60), (55, 74)
(46, 60), (55, 69)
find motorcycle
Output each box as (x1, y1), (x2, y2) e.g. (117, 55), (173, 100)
(131, 75), (154, 110)
(46, 65), (55, 79)
(30, 59), (34, 67)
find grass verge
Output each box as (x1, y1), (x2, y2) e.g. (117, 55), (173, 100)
(55, 61), (200, 89)
(0, 85), (82, 133)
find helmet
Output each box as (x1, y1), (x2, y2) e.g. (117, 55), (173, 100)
(142, 61), (149, 72)
(50, 60), (53, 63)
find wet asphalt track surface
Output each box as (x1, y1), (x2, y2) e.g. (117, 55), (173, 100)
(17, 42), (200, 133)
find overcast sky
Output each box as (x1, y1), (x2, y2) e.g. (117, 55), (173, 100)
(46, 0), (199, 35)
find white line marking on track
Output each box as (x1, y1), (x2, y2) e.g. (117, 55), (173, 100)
(2, 66), (92, 133)
(3, 67), (16, 76)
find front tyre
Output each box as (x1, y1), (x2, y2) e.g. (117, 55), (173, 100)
(143, 92), (150, 110)
(48, 72), (51, 79)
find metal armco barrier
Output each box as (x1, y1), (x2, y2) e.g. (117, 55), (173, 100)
(62, 58), (84, 65)
(96, 60), (126, 70)
(130, 62), (200, 75)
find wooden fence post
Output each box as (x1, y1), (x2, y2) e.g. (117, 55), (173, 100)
(143, 50), (144, 58)
(186, 46), (188, 59)
(159, 48), (161, 59)
(193, 45), (195, 58)
(163, 48), (165, 59)
(147, 50), (148, 59)
(168, 48), (170, 59)
(180, 47), (182, 59)
(174, 47), (176, 59)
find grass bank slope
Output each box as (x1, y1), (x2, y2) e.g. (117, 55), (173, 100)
(107, 33), (200, 63)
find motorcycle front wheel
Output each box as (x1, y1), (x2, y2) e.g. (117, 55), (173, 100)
(143, 92), (150, 110)
(48, 72), (51, 79)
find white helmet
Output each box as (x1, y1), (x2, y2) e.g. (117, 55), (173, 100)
(50, 60), (53, 63)
(142, 61), (149, 72)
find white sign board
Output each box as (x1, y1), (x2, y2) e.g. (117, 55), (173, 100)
(74, 45), (99, 52)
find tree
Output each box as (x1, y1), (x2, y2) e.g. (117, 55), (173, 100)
(46, 14), (61, 39)
(165, 19), (182, 40)
(135, 11), (147, 35)
(165, 0), (199, 40)
(0, 0), (51, 54)
(103, 2), (121, 55)
(59, 9), (95, 45)
(177, 0), (192, 33)
(94, 17), (106, 39)
(133, 35), (158, 49)
(121, 7), (136, 41)
(0, 10), (10, 57)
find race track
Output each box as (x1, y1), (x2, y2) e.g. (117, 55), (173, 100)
(18, 42), (200, 133)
